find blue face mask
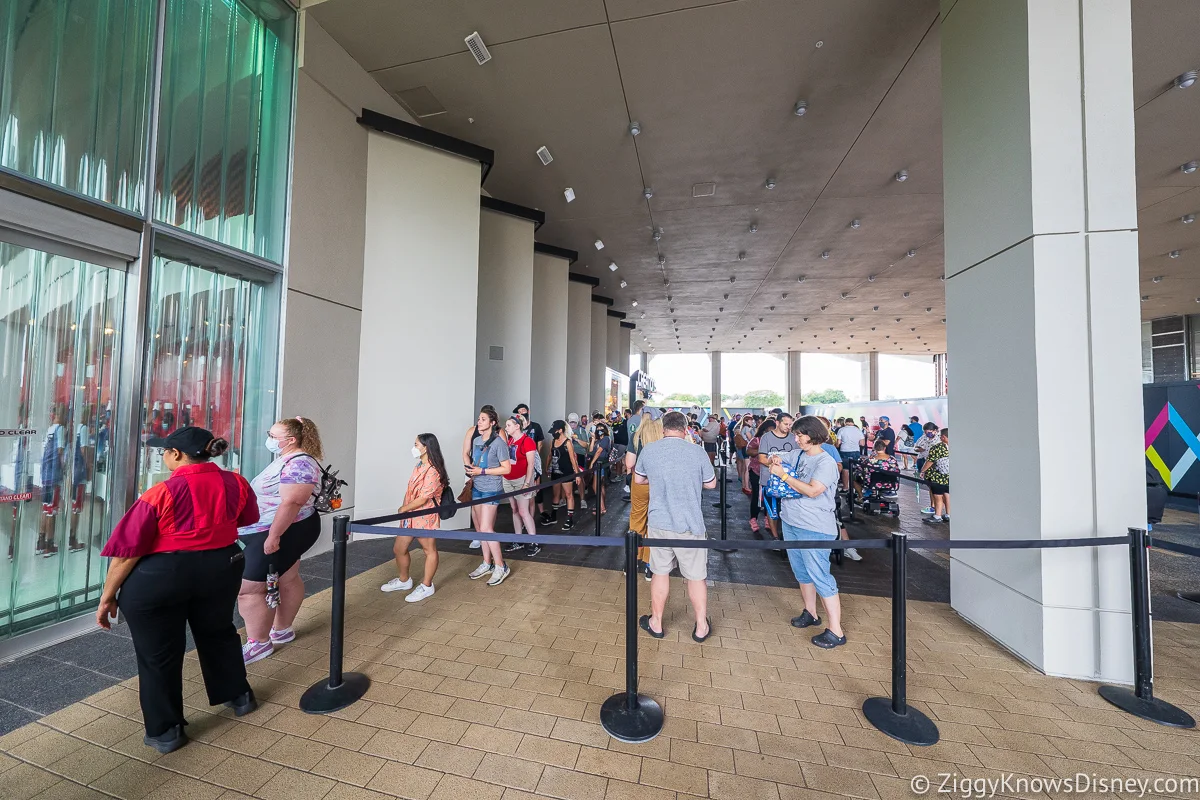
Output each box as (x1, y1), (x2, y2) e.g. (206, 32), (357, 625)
(265, 436), (282, 454)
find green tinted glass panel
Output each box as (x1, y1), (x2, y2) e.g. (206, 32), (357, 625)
(0, 0), (155, 211)
(155, 0), (294, 263)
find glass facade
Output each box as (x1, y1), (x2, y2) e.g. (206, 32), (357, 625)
(0, 245), (124, 634)
(154, 0), (295, 263)
(0, 0), (155, 211)
(0, 0), (293, 644)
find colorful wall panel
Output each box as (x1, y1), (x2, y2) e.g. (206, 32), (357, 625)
(1144, 382), (1200, 494)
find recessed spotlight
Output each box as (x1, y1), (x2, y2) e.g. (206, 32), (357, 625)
(815, 40), (823, 48)
(925, 307), (932, 312)
(765, 178), (776, 190)
(608, 262), (618, 272)
(723, 293), (729, 300)
(781, 293), (789, 299)
(564, 187), (575, 202)
(903, 292), (910, 298)
(594, 239), (604, 250)
(941, 318), (946, 324)
(749, 223), (758, 234)
(840, 292), (850, 299)
(1174, 71), (1198, 89)
(629, 120), (642, 136)
(1152, 276), (1163, 283)
(729, 276), (736, 284)
(849, 219), (861, 229)
(873, 306), (879, 311)
(631, 300), (638, 307)
(803, 317), (808, 322)
(821, 250), (831, 259)
(797, 275), (806, 283)
(906, 249), (917, 258)
(794, 100), (808, 116)
(619, 280), (628, 288)
(643, 187), (654, 199)
(719, 306), (724, 312)
(895, 318), (901, 322)
(738, 252), (747, 261)
(849, 317), (855, 322)
(769, 306), (776, 311)
(1141, 295), (1149, 302)
(828, 327), (834, 332)
(653, 227), (663, 241)
(894, 169), (908, 182)
(666, 294), (672, 301)
(658, 254), (666, 265)
(1184, 214), (1196, 224)
(1183, 161), (1199, 174)
(867, 275), (876, 282)
(909, 327), (916, 332)
(820, 305), (828, 311)
(939, 275), (946, 282)
(1170, 250), (1181, 259)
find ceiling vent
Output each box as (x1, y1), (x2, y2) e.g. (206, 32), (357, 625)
(692, 182), (716, 197)
(393, 86), (446, 119)
(536, 146), (553, 165)
(488, 346), (504, 361)
(465, 32), (491, 65)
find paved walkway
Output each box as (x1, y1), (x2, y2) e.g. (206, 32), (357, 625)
(1, 549), (1199, 800)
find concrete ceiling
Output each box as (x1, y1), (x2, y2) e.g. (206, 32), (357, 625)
(308, 0), (1200, 354)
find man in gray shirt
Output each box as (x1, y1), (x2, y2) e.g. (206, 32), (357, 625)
(634, 411), (717, 642)
(756, 412), (796, 545)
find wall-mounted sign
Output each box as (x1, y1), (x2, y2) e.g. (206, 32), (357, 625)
(0, 492), (33, 504)
(0, 429), (37, 437)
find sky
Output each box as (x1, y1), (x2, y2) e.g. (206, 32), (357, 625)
(648, 353), (785, 397)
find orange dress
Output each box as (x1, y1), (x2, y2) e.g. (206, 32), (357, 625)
(402, 464), (443, 531)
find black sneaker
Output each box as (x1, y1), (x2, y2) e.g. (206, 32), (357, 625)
(539, 513), (554, 526)
(790, 610), (822, 629)
(811, 629), (847, 649)
(561, 517), (575, 531)
(525, 544), (542, 557)
(504, 542), (526, 553)
(224, 690), (258, 717)
(144, 724), (188, 754)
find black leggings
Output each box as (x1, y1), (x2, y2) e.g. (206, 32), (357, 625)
(749, 470), (761, 519)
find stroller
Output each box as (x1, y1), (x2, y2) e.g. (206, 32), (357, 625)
(855, 459), (901, 517)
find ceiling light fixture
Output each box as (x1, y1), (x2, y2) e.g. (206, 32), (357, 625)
(594, 239), (604, 250)
(1183, 161), (1199, 174)
(821, 250), (831, 259)
(536, 146), (553, 165)
(867, 275), (876, 282)
(765, 178), (776, 190)
(749, 223), (758, 233)
(781, 293), (789, 299)
(840, 292), (850, 299)
(1170, 250), (1182, 258)
(925, 307), (932, 312)
(465, 31), (492, 65)
(794, 100), (808, 116)
(906, 249), (917, 258)
(894, 169), (908, 182)
(608, 262), (618, 272)
(658, 254), (666, 265)
(849, 219), (861, 229)
(797, 275), (806, 283)
(629, 121), (641, 136)
(903, 291), (910, 298)
(619, 280), (628, 288)
(738, 252), (746, 261)
(631, 300), (638, 307)
(653, 227), (663, 241)
(939, 275), (946, 282)
(873, 306), (879, 311)
(563, 187), (575, 203)
(1184, 214), (1196, 224)
(1153, 276), (1163, 283)
(643, 187), (654, 199)
(729, 276), (736, 283)
(1174, 71), (1198, 89)
(1141, 295), (1149, 302)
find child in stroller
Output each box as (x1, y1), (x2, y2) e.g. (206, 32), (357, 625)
(854, 440), (901, 517)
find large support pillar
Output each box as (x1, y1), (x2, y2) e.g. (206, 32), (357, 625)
(710, 352), (721, 415)
(606, 313), (621, 373)
(475, 207), (535, 413)
(617, 324), (632, 377)
(943, 0), (1140, 681)
(531, 250), (571, 425)
(565, 276), (594, 416)
(590, 299), (609, 412)
(786, 351), (802, 413)
(868, 351), (880, 401)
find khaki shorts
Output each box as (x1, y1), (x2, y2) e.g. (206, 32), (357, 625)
(501, 478), (534, 496)
(647, 527), (709, 581)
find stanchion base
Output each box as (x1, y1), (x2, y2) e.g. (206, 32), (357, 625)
(1098, 685), (1196, 728)
(300, 672), (371, 715)
(1176, 592), (1200, 605)
(711, 502), (732, 509)
(862, 697), (939, 746)
(600, 693), (664, 743)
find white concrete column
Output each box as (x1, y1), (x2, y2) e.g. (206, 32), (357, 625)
(617, 324), (632, 376)
(475, 208), (534, 413)
(589, 300), (609, 412)
(786, 351), (802, 412)
(710, 351), (721, 414)
(943, 0), (1140, 681)
(531, 251), (570, 425)
(606, 314), (621, 373)
(359, 132), (481, 525)
(565, 278), (593, 415)
(868, 351), (880, 401)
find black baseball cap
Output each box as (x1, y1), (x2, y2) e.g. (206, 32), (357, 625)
(146, 426), (216, 456)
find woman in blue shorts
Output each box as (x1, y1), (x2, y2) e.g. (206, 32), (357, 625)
(766, 415), (847, 649)
(464, 407), (512, 586)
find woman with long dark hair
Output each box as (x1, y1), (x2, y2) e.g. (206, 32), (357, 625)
(746, 418), (776, 533)
(382, 433), (450, 602)
(464, 407), (512, 585)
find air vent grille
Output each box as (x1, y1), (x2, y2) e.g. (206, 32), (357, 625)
(692, 182), (716, 197)
(489, 346), (504, 361)
(465, 32), (491, 65)
(536, 146), (553, 166)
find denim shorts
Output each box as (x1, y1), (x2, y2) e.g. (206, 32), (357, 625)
(780, 521), (839, 598)
(472, 487), (502, 506)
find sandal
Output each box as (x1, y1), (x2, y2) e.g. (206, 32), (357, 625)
(638, 614), (665, 639)
(692, 617), (713, 643)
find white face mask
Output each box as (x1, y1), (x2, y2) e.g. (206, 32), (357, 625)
(266, 436), (282, 454)
(411, 446), (422, 459)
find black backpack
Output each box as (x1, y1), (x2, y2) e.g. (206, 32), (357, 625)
(313, 463), (347, 513)
(438, 485), (457, 520)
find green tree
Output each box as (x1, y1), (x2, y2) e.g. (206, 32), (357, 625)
(801, 388), (849, 405)
(740, 389), (786, 409)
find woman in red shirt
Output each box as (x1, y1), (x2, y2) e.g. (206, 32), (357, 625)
(503, 416), (539, 555)
(381, 433), (450, 603)
(97, 427), (260, 754)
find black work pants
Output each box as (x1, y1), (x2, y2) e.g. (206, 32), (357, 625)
(749, 469), (761, 519)
(117, 545), (250, 737)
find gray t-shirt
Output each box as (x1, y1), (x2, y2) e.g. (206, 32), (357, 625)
(635, 437), (716, 535)
(471, 433), (510, 493)
(757, 430), (797, 459)
(778, 450), (839, 536)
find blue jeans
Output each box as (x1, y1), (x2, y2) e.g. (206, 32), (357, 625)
(472, 488), (501, 506)
(780, 521), (839, 598)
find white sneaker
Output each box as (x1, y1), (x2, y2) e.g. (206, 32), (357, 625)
(844, 548), (863, 561)
(468, 562), (494, 580)
(405, 583), (435, 603)
(622, 485), (630, 495)
(580, 498), (588, 510)
(487, 565), (511, 586)
(381, 577), (413, 593)
(469, 540), (481, 549)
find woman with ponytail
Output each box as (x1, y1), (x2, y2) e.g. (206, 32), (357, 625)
(380, 433), (448, 602)
(237, 416), (325, 665)
(97, 427), (260, 754)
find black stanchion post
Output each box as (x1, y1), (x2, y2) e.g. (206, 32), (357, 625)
(1098, 528), (1195, 728)
(862, 531), (939, 745)
(600, 530), (664, 743)
(594, 465), (604, 537)
(300, 515), (371, 714)
(715, 454), (736, 553)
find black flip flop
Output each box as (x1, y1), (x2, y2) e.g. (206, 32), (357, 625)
(638, 614), (665, 639)
(692, 618), (713, 643)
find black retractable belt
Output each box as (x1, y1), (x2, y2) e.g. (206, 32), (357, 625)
(1097, 528), (1195, 728)
(300, 515), (371, 714)
(600, 529), (664, 742)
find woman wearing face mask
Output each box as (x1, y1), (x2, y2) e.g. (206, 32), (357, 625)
(586, 422), (612, 516)
(237, 417), (325, 664)
(544, 421), (582, 531)
(381, 434), (449, 602)
(465, 407), (513, 585)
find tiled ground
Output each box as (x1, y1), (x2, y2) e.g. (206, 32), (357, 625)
(1, 550), (1199, 800)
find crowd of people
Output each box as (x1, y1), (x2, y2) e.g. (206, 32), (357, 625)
(98, 396), (949, 755)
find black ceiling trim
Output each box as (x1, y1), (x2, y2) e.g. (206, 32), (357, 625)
(480, 195), (545, 229)
(534, 241), (578, 263)
(358, 108), (495, 185)
(620, 321), (637, 329)
(593, 295), (615, 307)
(607, 309), (626, 319)
(568, 272), (599, 287)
